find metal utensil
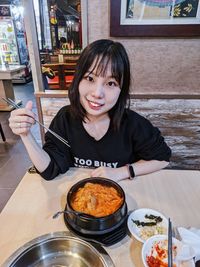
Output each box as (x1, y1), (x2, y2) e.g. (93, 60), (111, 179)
(168, 218), (173, 267)
(2, 232), (115, 267)
(1, 97), (70, 148)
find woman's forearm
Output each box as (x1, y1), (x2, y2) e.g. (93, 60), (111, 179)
(21, 133), (51, 172)
(132, 159), (169, 177)
(91, 160), (169, 182)
(119, 159), (169, 180)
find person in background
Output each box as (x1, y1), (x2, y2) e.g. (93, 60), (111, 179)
(59, 36), (67, 50)
(8, 39), (171, 182)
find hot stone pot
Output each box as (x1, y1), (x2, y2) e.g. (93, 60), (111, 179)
(65, 177), (128, 236)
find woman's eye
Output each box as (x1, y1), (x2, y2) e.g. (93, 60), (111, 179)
(107, 81), (118, 87)
(86, 75), (94, 82)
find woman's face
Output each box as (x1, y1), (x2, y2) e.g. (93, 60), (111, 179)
(79, 62), (121, 120)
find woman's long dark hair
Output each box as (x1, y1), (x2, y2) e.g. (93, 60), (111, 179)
(68, 39), (130, 130)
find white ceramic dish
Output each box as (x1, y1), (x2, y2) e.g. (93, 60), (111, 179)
(142, 234), (195, 267)
(127, 208), (168, 243)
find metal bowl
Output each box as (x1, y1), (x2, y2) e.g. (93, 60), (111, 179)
(66, 177), (127, 235)
(2, 232), (115, 267)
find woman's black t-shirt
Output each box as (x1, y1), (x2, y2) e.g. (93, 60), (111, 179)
(40, 105), (171, 180)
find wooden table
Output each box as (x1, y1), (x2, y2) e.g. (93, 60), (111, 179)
(0, 65), (25, 111)
(0, 168), (199, 266)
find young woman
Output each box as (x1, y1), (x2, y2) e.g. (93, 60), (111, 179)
(9, 39), (171, 182)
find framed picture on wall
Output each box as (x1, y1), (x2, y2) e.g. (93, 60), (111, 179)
(110, 0), (200, 37)
(0, 5), (11, 17)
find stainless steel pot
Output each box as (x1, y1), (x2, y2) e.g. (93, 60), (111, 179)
(2, 232), (115, 267)
(66, 177), (128, 235)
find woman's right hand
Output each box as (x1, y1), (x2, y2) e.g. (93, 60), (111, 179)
(9, 101), (36, 136)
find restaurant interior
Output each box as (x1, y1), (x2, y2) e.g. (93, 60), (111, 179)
(0, 0), (200, 266)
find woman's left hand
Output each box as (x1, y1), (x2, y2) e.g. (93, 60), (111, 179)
(90, 166), (128, 182)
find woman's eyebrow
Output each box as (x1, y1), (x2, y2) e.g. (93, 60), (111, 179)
(85, 71), (116, 80)
(108, 75), (117, 79)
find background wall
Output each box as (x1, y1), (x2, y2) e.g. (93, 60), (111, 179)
(87, 0), (200, 96)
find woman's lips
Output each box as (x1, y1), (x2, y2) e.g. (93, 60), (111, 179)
(87, 100), (104, 110)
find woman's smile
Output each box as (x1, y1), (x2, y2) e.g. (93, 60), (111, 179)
(87, 99), (105, 110)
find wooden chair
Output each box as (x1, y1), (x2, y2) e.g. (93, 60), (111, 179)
(63, 62), (77, 89)
(43, 56), (79, 90)
(0, 122), (6, 142)
(43, 64), (60, 89)
(47, 63), (76, 90)
(63, 57), (78, 88)
(47, 76), (60, 89)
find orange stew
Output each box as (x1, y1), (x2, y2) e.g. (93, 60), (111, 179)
(71, 182), (123, 217)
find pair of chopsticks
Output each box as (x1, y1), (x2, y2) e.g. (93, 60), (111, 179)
(1, 97), (70, 148)
(168, 218), (173, 267)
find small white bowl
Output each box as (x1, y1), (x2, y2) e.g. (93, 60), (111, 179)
(142, 234), (195, 267)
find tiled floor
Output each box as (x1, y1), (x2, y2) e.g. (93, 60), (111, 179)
(0, 82), (40, 212)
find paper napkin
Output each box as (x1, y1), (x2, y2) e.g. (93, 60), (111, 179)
(178, 227), (200, 262)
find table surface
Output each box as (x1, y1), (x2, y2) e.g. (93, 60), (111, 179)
(0, 65), (25, 80)
(0, 168), (199, 266)
(0, 65), (25, 73)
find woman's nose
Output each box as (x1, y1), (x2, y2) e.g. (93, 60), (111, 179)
(92, 82), (104, 98)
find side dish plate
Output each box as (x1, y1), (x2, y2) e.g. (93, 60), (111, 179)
(127, 208), (168, 243)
